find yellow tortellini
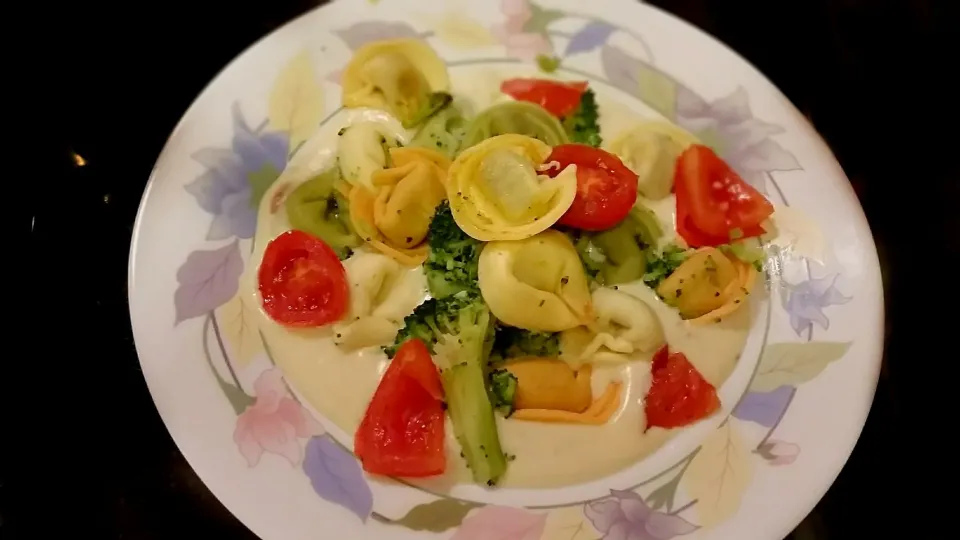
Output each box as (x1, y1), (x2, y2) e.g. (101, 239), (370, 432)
(657, 247), (757, 323)
(341, 38), (451, 127)
(447, 134), (578, 241)
(333, 251), (427, 351)
(560, 287), (665, 366)
(478, 230), (594, 332)
(348, 147), (449, 266)
(607, 121), (699, 200)
(337, 121), (401, 192)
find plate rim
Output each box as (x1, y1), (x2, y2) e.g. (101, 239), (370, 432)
(127, 1), (886, 538)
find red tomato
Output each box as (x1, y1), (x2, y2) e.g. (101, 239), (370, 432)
(355, 339), (446, 477)
(500, 78), (588, 117)
(257, 230), (349, 327)
(644, 346), (721, 431)
(544, 144), (639, 230)
(675, 144), (774, 247)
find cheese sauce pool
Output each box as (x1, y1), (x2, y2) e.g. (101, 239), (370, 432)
(241, 67), (753, 488)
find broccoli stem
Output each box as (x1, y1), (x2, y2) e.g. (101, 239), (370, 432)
(442, 358), (508, 485)
(386, 292), (509, 485)
(439, 306), (506, 485)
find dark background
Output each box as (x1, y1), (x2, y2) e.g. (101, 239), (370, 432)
(18, 0), (953, 538)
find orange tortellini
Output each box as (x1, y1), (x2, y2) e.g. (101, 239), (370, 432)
(505, 357), (593, 413)
(656, 247), (758, 323)
(505, 357), (623, 425)
(349, 147), (449, 265)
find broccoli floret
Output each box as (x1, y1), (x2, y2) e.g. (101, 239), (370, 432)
(383, 301), (438, 359)
(561, 89), (602, 147)
(424, 201), (482, 299)
(489, 369), (518, 417)
(493, 326), (560, 360)
(385, 291), (507, 485)
(642, 244), (689, 289)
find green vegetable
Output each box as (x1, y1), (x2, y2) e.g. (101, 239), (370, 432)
(493, 326), (560, 360)
(489, 369), (518, 416)
(572, 233), (604, 279)
(384, 291), (507, 485)
(642, 243), (690, 289)
(571, 207), (663, 286)
(720, 240), (766, 272)
(424, 201), (482, 299)
(535, 54), (561, 73)
(402, 91), (453, 129)
(285, 169), (361, 259)
(410, 102), (467, 159)
(561, 88), (602, 147)
(462, 101), (569, 149)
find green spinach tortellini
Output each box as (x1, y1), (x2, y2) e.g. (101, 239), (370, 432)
(461, 101), (569, 150)
(573, 206), (663, 285)
(285, 168), (361, 259)
(410, 104), (468, 159)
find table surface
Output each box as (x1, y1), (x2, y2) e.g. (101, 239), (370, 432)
(23, 0), (954, 538)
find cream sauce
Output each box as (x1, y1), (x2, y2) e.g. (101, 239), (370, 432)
(243, 67), (752, 489)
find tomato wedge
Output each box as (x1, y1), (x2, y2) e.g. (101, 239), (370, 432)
(355, 339), (446, 477)
(675, 144), (774, 247)
(257, 230), (349, 327)
(543, 144), (639, 230)
(644, 346), (720, 431)
(500, 78), (587, 117)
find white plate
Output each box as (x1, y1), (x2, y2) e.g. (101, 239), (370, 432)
(128, 1), (883, 538)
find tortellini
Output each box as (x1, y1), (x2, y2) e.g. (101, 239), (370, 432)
(657, 247), (757, 323)
(333, 251), (427, 351)
(341, 38), (451, 127)
(560, 287), (665, 365)
(447, 134), (577, 241)
(462, 102), (569, 150)
(410, 104), (467, 159)
(348, 147), (449, 265)
(284, 168), (360, 259)
(573, 207), (663, 285)
(506, 358), (623, 425)
(607, 121), (699, 200)
(337, 121), (400, 191)
(478, 230), (594, 332)
(505, 357), (593, 413)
